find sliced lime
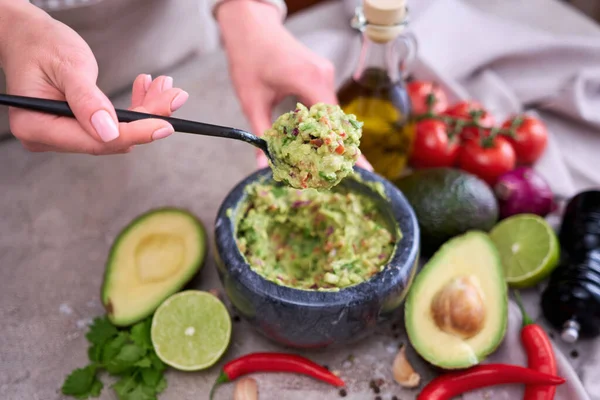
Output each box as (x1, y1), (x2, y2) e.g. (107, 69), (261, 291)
(489, 214), (560, 288)
(151, 290), (231, 371)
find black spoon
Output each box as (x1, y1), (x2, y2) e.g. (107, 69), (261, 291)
(0, 94), (274, 162)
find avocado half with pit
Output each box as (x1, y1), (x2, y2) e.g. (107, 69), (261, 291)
(101, 208), (206, 327)
(405, 231), (508, 369)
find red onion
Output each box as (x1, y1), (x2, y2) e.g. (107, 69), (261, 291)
(494, 167), (555, 219)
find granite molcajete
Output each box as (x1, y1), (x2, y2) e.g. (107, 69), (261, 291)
(213, 167), (420, 348)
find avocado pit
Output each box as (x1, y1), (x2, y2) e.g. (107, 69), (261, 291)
(431, 275), (486, 340)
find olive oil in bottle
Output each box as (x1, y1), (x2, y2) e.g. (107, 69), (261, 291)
(338, 0), (417, 180)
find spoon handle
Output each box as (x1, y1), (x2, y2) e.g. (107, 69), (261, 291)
(0, 94), (265, 148)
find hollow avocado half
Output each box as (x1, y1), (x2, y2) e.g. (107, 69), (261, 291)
(404, 231), (508, 369)
(101, 208), (206, 327)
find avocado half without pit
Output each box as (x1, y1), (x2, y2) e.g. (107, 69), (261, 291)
(404, 231), (508, 369)
(101, 208), (206, 327)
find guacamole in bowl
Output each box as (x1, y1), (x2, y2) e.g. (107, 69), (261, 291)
(213, 167), (420, 348)
(235, 182), (397, 290)
(264, 103), (362, 190)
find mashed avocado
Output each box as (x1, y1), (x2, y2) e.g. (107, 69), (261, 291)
(235, 181), (397, 291)
(264, 102), (363, 190)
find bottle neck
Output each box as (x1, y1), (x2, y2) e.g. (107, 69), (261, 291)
(353, 34), (400, 85)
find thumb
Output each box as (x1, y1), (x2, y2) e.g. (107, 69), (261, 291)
(291, 73), (338, 107)
(62, 71), (120, 143)
(244, 97), (273, 137)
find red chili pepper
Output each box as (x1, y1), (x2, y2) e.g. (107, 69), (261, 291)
(417, 364), (565, 400)
(209, 352), (345, 399)
(514, 290), (559, 400)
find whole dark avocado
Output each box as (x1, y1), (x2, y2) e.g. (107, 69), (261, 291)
(394, 168), (498, 255)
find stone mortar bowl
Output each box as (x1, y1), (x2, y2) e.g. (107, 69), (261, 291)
(213, 167), (420, 349)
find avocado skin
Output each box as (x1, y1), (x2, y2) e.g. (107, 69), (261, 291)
(101, 207), (207, 327)
(394, 168), (498, 255)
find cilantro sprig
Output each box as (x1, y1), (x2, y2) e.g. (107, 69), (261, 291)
(61, 316), (168, 400)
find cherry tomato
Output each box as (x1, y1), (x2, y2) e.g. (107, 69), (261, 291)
(458, 136), (516, 185)
(502, 115), (548, 165)
(445, 101), (496, 140)
(410, 119), (460, 168)
(407, 81), (449, 115)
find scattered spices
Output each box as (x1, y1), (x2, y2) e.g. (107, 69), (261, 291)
(233, 315), (241, 323)
(375, 396), (382, 400)
(416, 364), (566, 400)
(514, 291), (559, 400)
(373, 386), (381, 394)
(375, 379), (385, 387)
(209, 352), (345, 399)
(323, 365), (330, 370)
(233, 377), (258, 400)
(392, 396), (398, 400)
(392, 345), (421, 388)
(369, 380), (377, 389)
(339, 388), (347, 397)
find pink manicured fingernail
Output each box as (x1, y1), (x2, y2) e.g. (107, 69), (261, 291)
(162, 76), (173, 91)
(91, 110), (119, 142)
(152, 126), (174, 141)
(170, 91), (189, 112)
(143, 74), (152, 91)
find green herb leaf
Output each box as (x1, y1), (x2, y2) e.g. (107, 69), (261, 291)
(112, 374), (138, 398)
(141, 368), (162, 387)
(117, 344), (146, 363)
(87, 344), (102, 363)
(61, 365), (102, 399)
(85, 317), (118, 346)
(102, 332), (129, 364)
(126, 385), (157, 400)
(89, 379), (103, 397)
(106, 344), (146, 375)
(134, 357), (152, 368)
(130, 319), (153, 350)
(149, 353), (167, 372)
(154, 376), (167, 394)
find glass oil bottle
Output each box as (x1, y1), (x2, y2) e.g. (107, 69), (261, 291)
(337, 0), (417, 180)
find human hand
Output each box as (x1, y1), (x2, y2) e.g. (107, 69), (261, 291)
(216, 1), (372, 172)
(0, 3), (189, 155)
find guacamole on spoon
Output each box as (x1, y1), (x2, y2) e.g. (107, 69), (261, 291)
(264, 103), (363, 190)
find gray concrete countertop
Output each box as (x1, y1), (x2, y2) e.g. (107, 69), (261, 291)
(1, 1), (598, 399)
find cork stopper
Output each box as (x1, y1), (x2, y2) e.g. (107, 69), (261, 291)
(363, 0), (407, 26)
(362, 0), (408, 43)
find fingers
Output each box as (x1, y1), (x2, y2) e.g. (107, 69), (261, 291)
(60, 69), (121, 144)
(11, 107), (174, 154)
(240, 91), (274, 137)
(131, 74), (152, 109)
(132, 75), (189, 116)
(356, 154), (374, 171)
(290, 59), (338, 106)
(256, 148), (269, 169)
(140, 88), (189, 116)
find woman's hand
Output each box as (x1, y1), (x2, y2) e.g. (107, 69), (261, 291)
(0, 2), (188, 155)
(216, 0), (372, 171)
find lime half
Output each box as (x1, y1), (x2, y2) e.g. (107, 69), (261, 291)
(151, 290), (232, 371)
(489, 214), (560, 288)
